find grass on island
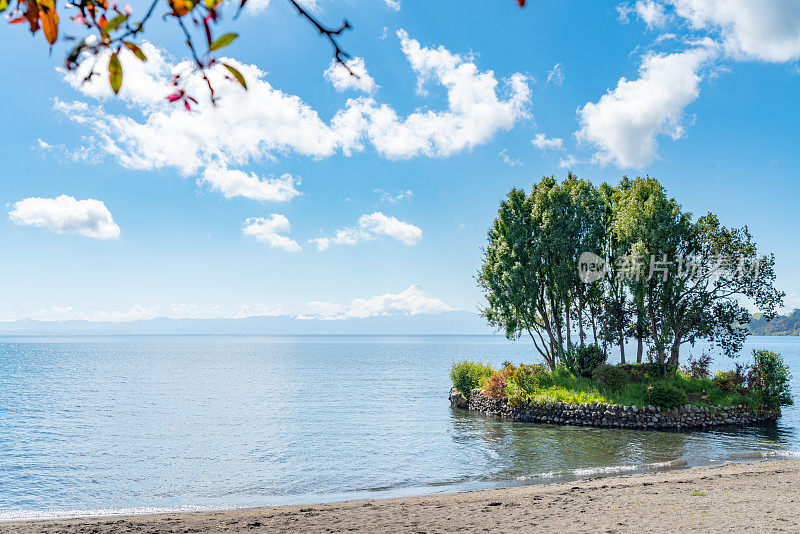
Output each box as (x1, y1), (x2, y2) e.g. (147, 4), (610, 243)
(450, 349), (792, 412)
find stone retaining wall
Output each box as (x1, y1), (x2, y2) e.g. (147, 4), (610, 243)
(449, 388), (778, 431)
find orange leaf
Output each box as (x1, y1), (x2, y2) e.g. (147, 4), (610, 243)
(38, 0), (59, 45)
(169, 0), (195, 17)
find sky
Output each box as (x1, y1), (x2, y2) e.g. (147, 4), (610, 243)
(1, 0), (799, 322)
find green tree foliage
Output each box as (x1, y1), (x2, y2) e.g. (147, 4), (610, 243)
(449, 361), (495, 398)
(480, 174), (784, 369)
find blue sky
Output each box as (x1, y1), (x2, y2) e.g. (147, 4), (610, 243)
(1, 0), (799, 322)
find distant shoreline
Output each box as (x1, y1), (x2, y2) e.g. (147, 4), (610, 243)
(4, 459), (799, 533)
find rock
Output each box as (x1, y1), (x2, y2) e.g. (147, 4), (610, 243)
(448, 388), (469, 409)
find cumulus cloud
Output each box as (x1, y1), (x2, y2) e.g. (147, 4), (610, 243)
(576, 41), (719, 168)
(199, 165), (301, 202)
(54, 31), (530, 179)
(365, 30), (530, 158)
(635, 0), (670, 28)
(668, 0), (800, 62)
(9, 195), (121, 240)
(300, 285), (455, 320)
(310, 211), (422, 250)
(384, 0), (401, 10)
(242, 214), (302, 252)
(531, 133), (565, 150)
(323, 57), (378, 94)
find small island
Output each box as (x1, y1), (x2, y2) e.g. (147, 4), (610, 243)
(452, 175), (793, 429)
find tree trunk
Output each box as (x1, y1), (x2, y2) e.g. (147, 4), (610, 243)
(636, 335), (643, 363)
(619, 333), (626, 364)
(578, 305), (585, 347)
(667, 333), (681, 368)
(565, 302), (572, 351)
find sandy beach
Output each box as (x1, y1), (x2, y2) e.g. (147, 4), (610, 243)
(4, 459), (799, 533)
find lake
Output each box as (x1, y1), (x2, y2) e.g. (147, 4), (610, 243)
(1, 334), (798, 520)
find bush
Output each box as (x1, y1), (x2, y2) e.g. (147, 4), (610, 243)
(749, 349), (793, 410)
(712, 366), (747, 393)
(643, 383), (688, 408)
(564, 344), (606, 378)
(593, 364), (628, 392)
(450, 361), (494, 398)
(683, 353), (712, 379)
(508, 363), (549, 394)
(617, 364), (647, 382)
(483, 363), (515, 399)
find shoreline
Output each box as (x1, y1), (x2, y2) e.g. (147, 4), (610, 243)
(5, 459), (799, 533)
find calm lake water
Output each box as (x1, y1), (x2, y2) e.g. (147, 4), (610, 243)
(1, 334), (799, 520)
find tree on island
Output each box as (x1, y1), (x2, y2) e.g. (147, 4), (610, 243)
(480, 175), (783, 370)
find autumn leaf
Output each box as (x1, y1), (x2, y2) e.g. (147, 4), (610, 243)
(208, 32), (237, 52)
(204, 0), (222, 9)
(38, 0), (59, 45)
(24, 0), (40, 33)
(103, 13), (128, 33)
(517, 0), (525, 6)
(0, 0), (10, 14)
(169, 0), (195, 17)
(108, 52), (123, 94)
(123, 41), (147, 62)
(222, 63), (247, 90)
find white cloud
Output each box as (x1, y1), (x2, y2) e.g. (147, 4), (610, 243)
(245, 0), (317, 15)
(668, 0), (800, 62)
(9, 195), (120, 240)
(384, 0), (401, 10)
(531, 133), (565, 150)
(60, 41), (173, 108)
(55, 32), (530, 178)
(635, 0), (670, 29)
(323, 57), (378, 94)
(310, 211), (422, 250)
(559, 154), (581, 168)
(365, 30), (530, 158)
(300, 285), (455, 320)
(35, 137), (102, 164)
(199, 165), (301, 202)
(13, 302), (283, 322)
(498, 148), (522, 167)
(576, 41), (719, 168)
(242, 214), (302, 252)
(374, 188), (413, 203)
(546, 62), (564, 86)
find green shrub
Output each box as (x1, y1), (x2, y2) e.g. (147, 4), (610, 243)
(593, 363), (628, 392)
(508, 363), (549, 394)
(450, 361), (494, 398)
(712, 370), (746, 392)
(643, 383), (687, 408)
(749, 349), (793, 409)
(617, 364), (647, 382)
(564, 344), (606, 378)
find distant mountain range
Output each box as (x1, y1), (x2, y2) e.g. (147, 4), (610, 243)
(0, 311), (495, 336)
(748, 309), (800, 336)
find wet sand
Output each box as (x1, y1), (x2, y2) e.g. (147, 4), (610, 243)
(4, 459), (799, 533)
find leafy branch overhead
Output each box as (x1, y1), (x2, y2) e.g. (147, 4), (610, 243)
(3, 0), (527, 108)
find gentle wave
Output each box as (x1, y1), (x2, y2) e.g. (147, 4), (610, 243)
(0, 505), (218, 522)
(517, 459), (690, 482)
(727, 450), (800, 460)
